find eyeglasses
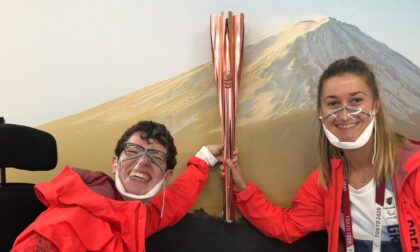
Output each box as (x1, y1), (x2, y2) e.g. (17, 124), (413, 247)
(318, 106), (373, 122)
(120, 142), (168, 172)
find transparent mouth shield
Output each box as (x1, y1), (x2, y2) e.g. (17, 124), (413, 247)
(318, 106), (374, 122)
(119, 142), (168, 173)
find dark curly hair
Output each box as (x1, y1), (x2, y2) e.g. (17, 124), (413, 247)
(114, 120), (177, 170)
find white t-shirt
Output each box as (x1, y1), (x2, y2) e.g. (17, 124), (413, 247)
(339, 179), (402, 251)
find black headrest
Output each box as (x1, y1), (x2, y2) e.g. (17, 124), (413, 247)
(0, 124), (57, 170)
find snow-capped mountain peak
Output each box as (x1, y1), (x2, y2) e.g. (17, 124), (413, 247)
(237, 17), (420, 125)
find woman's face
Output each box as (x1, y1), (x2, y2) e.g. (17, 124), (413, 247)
(319, 73), (379, 142)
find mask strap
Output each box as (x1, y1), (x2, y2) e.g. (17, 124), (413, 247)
(371, 118), (377, 165)
(161, 173), (167, 218)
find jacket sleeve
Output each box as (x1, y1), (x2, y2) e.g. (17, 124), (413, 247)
(404, 151), (420, 207)
(12, 232), (59, 252)
(145, 157), (209, 237)
(236, 168), (326, 243)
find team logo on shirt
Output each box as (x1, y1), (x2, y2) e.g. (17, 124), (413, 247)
(384, 196), (397, 219)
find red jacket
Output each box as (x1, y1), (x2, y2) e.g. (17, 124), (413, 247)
(236, 142), (420, 252)
(13, 157), (208, 252)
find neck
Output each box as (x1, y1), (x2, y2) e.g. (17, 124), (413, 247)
(343, 135), (374, 173)
(343, 136), (375, 189)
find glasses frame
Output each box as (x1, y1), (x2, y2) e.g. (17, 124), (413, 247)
(120, 142), (168, 172)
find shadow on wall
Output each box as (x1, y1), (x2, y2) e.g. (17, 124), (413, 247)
(146, 209), (328, 252)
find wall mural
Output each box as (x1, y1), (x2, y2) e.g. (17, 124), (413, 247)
(8, 16), (420, 251)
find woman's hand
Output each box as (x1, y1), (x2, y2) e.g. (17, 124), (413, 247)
(219, 149), (247, 192)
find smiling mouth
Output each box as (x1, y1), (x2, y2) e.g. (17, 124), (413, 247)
(129, 171), (151, 182)
(336, 122), (358, 129)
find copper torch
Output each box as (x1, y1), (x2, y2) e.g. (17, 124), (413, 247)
(210, 11), (244, 223)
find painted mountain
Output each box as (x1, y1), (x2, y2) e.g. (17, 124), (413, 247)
(10, 17), (420, 216)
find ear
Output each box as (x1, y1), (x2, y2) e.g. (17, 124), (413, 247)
(318, 108), (324, 119)
(164, 170), (174, 184)
(373, 100), (381, 115)
(112, 156), (118, 174)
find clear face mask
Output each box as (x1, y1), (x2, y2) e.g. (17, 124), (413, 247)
(115, 159), (165, 199)
(115, 161), (168, 218)
(114, 142), (170, 218)
(318, 106), (374, 122)
(318, 105), (376, 150)
(114, 142), (168, 199)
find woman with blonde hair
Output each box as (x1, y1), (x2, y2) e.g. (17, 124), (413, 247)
(227, 56), (420, 251)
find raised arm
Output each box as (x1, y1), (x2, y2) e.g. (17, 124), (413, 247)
(231, 161), (327, 243)
(145, 145), (223, 236)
